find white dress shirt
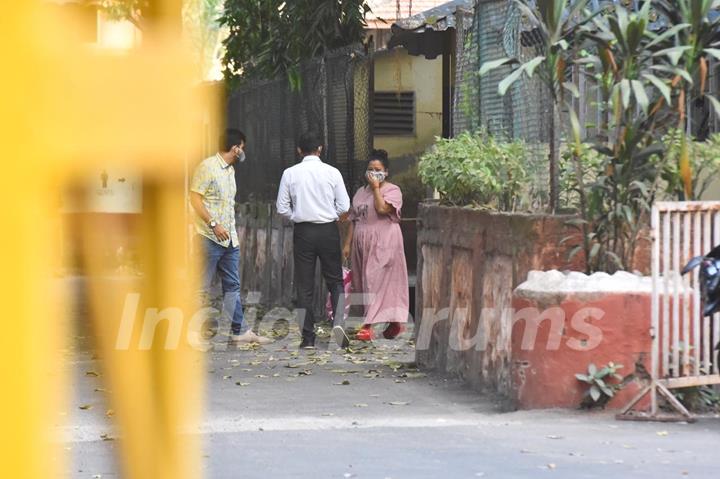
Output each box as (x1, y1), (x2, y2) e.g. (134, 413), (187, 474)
(276, 155), (350, 223)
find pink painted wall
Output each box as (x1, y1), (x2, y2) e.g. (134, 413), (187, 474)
(511, 292), (653, 410)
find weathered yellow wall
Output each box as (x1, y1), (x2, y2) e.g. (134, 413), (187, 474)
(373, 49), (442, 157)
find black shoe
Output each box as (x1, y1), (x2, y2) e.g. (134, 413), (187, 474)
(299, 337), (315, 349)
(332, 325), (350, 349)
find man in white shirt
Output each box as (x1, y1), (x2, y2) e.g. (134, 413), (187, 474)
(276, 132), (351, 349)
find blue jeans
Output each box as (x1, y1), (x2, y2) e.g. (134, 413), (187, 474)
(197, 235), (246, 335)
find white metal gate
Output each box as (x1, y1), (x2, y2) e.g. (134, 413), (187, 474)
(620, 201), (720, 420)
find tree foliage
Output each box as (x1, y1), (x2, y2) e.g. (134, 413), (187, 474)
(482, 0), (720, 273)
(219, 0), (370, 88)
(84, 0), (149, 30)
(183, 0), (225, 79)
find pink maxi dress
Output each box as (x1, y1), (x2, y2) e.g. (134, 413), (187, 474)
(349, 183), (409, 325)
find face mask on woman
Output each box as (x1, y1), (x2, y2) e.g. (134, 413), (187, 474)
(366, 170), (387, 183)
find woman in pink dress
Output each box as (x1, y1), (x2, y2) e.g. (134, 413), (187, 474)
(342, 149), (409, 341)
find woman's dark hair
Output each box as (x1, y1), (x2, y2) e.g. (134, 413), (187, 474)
(367, 149), (390, 170)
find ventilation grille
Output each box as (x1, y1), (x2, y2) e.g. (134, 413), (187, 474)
(373, 91), (415, 136)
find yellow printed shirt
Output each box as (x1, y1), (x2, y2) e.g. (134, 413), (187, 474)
(190, 154), (239, 248)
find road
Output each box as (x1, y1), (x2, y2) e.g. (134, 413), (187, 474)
(62, 320), (720, 479)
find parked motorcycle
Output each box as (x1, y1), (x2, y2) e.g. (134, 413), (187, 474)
(682, 244), (720, 369)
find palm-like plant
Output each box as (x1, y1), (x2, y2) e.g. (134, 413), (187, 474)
(568, 2), (686, 272)
(480, 0), (598, 211)
(482, 0), (717, 273)
(653, 0), (720, 198)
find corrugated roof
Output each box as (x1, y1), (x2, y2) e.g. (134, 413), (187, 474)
(366, 0), (450, 27)
(392, 0), (473, 32)
(385, 0), (474, 58)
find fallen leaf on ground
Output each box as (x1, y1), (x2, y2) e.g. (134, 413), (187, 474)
(79, 404), (93, 410)
(657, 431), (669, 436)
(387, 401), (409, 406)
(354, 403), (368, 408)
(223, 375), (232, 380)
(384, 361), (404, 371)
(255, 375), (268, 379)
(235, 382), (250, 386)
(546, 435), (563, 440)
(105, 410), (114, 417)
(85, 371), (100, 377)
(334, 380), (351, 386)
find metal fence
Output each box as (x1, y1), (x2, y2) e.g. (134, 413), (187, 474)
(620, 201), (720, 420)
(226, 45), (372, 202)
(453, 0), (553, 210)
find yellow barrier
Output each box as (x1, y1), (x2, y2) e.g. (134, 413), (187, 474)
(1, 1), (205, 477)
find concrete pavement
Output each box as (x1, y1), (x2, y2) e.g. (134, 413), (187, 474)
(62, 320), (720, 478)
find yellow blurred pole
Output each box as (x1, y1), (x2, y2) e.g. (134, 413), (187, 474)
(0, 3), (68, 478)
(1, 0), (206, 477)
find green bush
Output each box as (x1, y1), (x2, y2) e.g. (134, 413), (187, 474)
(418, 130), (531, 211)
(558, 143), (604, 212)
(661, 130), (720, 201)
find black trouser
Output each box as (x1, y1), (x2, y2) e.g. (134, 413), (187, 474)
(293, 221), (344, 342)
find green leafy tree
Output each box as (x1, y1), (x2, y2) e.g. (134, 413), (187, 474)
(84, 0), (149, 30)
(653, 0), (720, 198)
(82, 1), (224, 78)
(183, 0), (225, 79)
(568, 2), (680, 272)
(481, 0), (720, 273)
(219, 0), (370, 88)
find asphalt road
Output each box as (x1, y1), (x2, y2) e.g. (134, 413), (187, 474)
(61, 321), (720, 479)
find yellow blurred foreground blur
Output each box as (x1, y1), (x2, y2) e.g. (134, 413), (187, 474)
(0, 2), (212, 478)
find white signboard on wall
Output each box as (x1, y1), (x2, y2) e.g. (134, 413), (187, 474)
(61, 168), (142, 214)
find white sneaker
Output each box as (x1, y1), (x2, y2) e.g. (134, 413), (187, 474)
(231, 331), (273, 345)
(332, 325), (350, 349)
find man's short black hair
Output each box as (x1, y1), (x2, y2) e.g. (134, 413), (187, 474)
(297, 131), (323, 155)
(220, 128), (247, 152)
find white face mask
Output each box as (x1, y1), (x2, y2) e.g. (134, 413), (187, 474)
(236, 150), (246, 163)
(367, 170), (387, 182)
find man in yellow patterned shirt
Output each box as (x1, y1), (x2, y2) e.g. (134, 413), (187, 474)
(190, 128), (271, 345)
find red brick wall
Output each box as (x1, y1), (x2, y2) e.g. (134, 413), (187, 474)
(415, 205), (587, 400)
